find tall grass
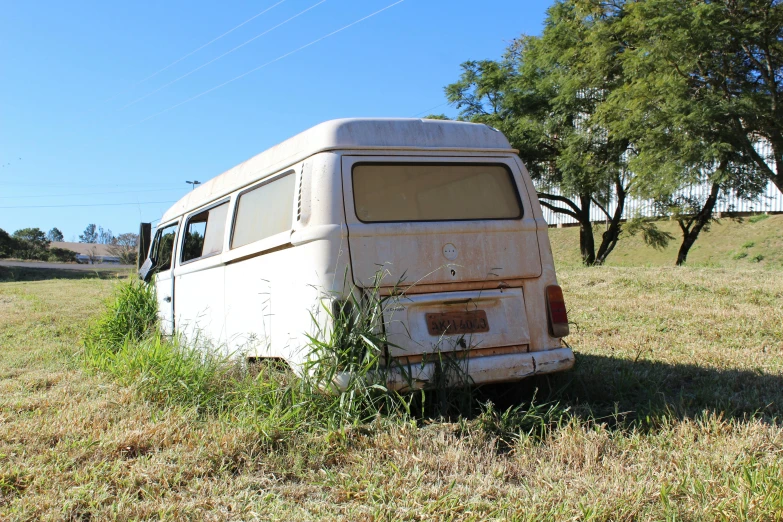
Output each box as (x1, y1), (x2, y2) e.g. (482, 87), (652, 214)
(82, 275), (561, 442)
(84, 278), (158, 348)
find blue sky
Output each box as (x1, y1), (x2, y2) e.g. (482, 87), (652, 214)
(1, 0), (552, 240)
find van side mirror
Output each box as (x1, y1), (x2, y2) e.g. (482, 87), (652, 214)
(138, 222), (152, 270)
(138, 257), (155, 282)
(138, 222), (155, 282)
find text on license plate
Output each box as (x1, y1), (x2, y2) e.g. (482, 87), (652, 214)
(425, 310), (490, 336)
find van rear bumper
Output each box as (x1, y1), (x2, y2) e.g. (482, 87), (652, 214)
(386, 347), (574, 391)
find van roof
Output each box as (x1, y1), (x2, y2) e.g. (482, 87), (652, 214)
(160, 118), (515, 223)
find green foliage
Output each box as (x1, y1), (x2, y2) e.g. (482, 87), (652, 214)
(46, 227), (64, 242)
(84, 279), (158, 349)
(625, 217), (676, 251)
(12, 228), (50, 260)
(476, 398), (567, 446)
(742, 241), (756, 249)
(82, 275), (411, 436)
(0, 227), (76, 262)
(47, 247), (77, 263)
(181, 230), (204, 262)
(749, 214), (770, 224)
(0, 228), (17, 258)
(79, 224), (98, 244)
(733, 251), (748, 260)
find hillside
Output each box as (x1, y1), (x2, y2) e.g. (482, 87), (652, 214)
(549, 213), (783, 268)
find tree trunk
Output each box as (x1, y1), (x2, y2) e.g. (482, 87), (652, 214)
(537, 191), (596, 266)
(675, 181), (721, 266)
(594, 178), (627, 265)
(578, 193), (595, 265)
(773, 143), (783, 195)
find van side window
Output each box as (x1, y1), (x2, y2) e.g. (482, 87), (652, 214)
(151, 223), (178, 272)
(231, 173), (295, 249)
(182, 201), (229, 262)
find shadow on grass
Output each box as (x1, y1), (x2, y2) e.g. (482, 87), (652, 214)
(0, 265), (131, 282)
(520, 353), (783, 426)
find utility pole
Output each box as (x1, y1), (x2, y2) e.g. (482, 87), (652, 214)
(185, 180), (201, 191)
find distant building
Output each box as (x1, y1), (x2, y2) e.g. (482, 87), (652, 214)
(50, 242), (122, 264)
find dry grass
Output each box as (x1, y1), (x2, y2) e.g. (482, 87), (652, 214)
(1, 266), (782, 520)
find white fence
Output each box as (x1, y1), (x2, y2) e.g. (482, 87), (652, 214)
(536, 138), (782, 226)
(537, 180), (783, 226)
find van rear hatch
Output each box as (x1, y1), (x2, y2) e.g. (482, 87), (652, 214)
(341, 156), (542, 356)
(342, 156), (542, 288)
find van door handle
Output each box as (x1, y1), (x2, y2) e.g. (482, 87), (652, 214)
(163, 296), (172, 303)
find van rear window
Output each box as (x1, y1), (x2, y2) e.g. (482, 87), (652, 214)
(352, 163), (522, 223)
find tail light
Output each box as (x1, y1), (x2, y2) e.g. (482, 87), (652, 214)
(546, 285), (570, 338)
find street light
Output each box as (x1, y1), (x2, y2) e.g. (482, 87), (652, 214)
(186, 180), (201, 190)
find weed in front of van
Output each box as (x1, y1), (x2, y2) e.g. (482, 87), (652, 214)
(84, 278), (157, 349)
(82, 272), (414, 438)
(476, 396), (568, 447)
(82, 269), (542, 441)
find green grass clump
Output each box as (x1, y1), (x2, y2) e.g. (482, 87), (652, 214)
(81, 276), (563, 441)
(84, 278), (157, 349)
(749, 213), (770, 223)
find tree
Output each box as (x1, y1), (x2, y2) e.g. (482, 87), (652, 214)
(668, 0), (783, 195)
(445, 1), (660, 265)
(79, 224), (98, 243)
(98, 226), (115, 245)
(0, 228), (17, 258)
(107, 232), (139, 265)
(46, 227), (64, 242)
(12, 228), (50, 260)
(599, 0), (771, 264)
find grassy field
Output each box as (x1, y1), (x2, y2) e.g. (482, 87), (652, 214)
(550, 213), (783, 268)
(1, 257), (783, 519)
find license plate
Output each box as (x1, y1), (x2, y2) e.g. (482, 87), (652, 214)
(426, 310), (490, 336)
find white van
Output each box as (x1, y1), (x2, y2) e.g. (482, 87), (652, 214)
(139, 118), (574, 390)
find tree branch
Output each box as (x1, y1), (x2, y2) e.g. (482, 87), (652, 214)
(537, 192), (583, 214)
(538, 200), (580, 220)
(591, 197), (611, 220)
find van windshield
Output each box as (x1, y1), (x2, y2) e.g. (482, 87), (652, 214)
(352, 163), (522, 223)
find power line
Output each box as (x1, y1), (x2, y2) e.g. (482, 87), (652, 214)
(0, 188), (185, 200)
(100, 0), (290, 105)
(411, 101), (450, 118)
(1, 181), (186, 188)
(0, 201), (177, 209)
(130, 0), (406, 128)
(120, 0), (327, 110)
